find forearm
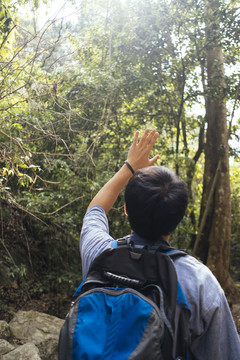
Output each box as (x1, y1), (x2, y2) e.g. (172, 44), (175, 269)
(87, 163), (132, 213)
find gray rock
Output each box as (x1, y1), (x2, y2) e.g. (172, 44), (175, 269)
(9, 311), (64, 360)
(37, 337), (59, 360)
(0, 339), (15, 356)
(1, 342), (41, 360)
(9, 310), (64, 343)
(0, 322), (12, 341)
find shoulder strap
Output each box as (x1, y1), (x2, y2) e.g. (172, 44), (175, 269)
(164, 249), (188, 258)
(114, 236), (187, 259)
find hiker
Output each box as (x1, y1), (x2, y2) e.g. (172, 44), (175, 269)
(80, 129), (240, 359)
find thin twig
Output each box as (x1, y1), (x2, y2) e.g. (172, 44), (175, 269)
(32, 195), (84, 216)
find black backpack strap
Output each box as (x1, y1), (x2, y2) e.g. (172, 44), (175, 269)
(116, 235), (187, 258)
(163, 249), (188, 258)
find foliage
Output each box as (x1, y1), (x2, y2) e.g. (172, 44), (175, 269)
(0, 0), (240, 311)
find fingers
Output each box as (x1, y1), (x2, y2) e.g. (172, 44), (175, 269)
(142, 129), (159, 150)
(147, 130), (159, 165)
(137, 129), (159, 157)
(132, 130), (140, 146)
(148, 130), (159, 146)
(149, 154), (160, 166)
(138, 128), (150, 145)
(127, 128), (159, 170)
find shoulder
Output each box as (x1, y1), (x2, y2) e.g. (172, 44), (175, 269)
(174, 254), (220, 286)
(173, 255), (226, 321)
(174, 254), (225, 302)
(81, 205), (110, 236)
(173, 254), (230, 331)
(83, 205), (108, 222)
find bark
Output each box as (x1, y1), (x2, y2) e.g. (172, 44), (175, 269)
(195, 0), (238, 302)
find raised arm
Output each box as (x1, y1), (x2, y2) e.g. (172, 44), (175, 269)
(87, 129), (159, 213)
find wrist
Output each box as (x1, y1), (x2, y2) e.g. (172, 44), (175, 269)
(124, 160), (135, 175)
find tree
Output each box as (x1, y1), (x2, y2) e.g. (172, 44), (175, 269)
(1, 0), (240, 302)
(193, 0), (239, 301)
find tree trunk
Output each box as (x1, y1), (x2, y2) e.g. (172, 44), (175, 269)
(194, 0), (238, 302)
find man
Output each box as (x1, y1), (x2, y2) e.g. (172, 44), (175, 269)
(80, 129), (240, 359)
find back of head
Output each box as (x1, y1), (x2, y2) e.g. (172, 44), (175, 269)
(124, 166), (188, 242)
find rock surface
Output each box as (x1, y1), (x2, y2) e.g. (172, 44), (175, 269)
(0, 322), (12, 342)
(0, 311), (64, 360)
(1, 343), (41, 360)
(0, 340), (15, 356)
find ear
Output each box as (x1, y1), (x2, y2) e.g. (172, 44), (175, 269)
(124, 203), (128, 216)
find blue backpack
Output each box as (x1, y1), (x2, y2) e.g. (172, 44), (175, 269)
(58, 238), (191, 360)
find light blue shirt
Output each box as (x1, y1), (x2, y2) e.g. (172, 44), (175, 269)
(80, 206), (240, 360)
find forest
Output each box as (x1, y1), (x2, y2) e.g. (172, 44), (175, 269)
(0, 0), (239, 327)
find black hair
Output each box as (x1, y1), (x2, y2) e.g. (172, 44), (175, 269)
(124, 166), (188, 242)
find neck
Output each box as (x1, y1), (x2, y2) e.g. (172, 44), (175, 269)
(162, 235), (170, 243)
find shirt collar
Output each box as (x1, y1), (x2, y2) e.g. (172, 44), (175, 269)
(129, 232), (171, 250)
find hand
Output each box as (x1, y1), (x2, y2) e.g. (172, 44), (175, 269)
(87, 129), (159, 213)
(127, 129), (160, 171)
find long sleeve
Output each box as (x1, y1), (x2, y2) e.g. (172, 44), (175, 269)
(80, 206), (113, 278)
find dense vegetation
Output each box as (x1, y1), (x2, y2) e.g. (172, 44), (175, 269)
(0, 0), (239, 318)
